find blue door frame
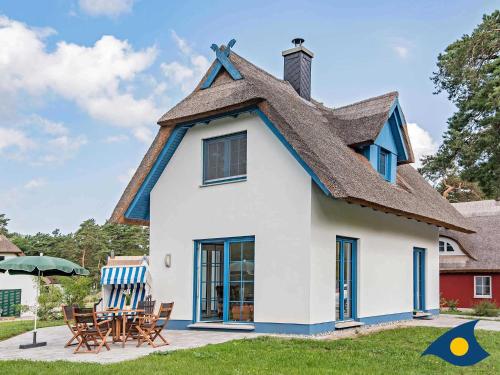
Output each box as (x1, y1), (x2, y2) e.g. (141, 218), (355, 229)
(193, 236), (255, 323)
(336, 237), (357, 321)
(413, 248), (426, 311)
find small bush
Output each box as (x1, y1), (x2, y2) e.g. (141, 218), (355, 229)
(472, 301), (498, 317)
(446, 299), (459, 312)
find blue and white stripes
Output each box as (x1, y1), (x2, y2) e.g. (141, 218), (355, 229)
(100, 266), (147, 285)
(107, 283), (147, 309)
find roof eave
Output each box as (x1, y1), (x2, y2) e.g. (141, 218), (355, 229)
(343, 196), (475, 233)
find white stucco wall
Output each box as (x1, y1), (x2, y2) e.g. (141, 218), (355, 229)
(150, 113), (313, 324)
(310, 185), (440, 323)
(0, 254), (37, 317)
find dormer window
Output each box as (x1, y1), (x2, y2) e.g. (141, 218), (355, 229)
(439, 240), (457, 252)
(203, 131), (247, 185)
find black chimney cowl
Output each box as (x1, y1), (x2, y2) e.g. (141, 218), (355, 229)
(282, 38), (314, 101)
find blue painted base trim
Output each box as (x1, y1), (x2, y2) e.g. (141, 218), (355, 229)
(358, 312), (413, 325)
(254, 321), (335, 335)
(425, 308), (439, 316)
(168, 320), (192, 330)
(168, 320), (335, 335)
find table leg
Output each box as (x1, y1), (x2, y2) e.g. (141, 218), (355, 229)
(122, 315), (126, 348)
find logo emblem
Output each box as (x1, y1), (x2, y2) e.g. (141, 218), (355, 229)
(422, 320), (489, 366)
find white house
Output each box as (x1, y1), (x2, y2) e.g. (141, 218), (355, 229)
(111, 39), (472, 334)
(0, 235), (37, 318)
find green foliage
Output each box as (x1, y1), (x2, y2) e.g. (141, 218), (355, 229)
(0, 213), (149, 282)
(0, 213), (8, 236)
(421, 11), (500, 199)
(446, 299), (458, 312)
(436, 175), (484, 203)
(37, 284), (63, 320)
(473, 301), (499, 317)
(58, 276), (96, 307)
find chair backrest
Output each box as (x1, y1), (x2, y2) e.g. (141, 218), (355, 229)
(158, 302), (174, 320)
(93, 298), (103, 312)
(73, 307), (95, 325)
(138, 299), (156, 315)
(62, 305), (73, 321)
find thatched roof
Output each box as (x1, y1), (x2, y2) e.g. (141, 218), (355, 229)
(0, 234), (23, 255)
(111, 49), (472, 233)
(440, 201), (500, 272)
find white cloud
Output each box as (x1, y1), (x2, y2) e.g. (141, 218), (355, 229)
(24, 178), (47, 190)
(27, 115), (68, 135)
(79, 0), (134, 17)
(0, 128), (34, 152)
(0, 15), (160, 142)
(392, 45), (409, 59)
(407, 123), (439, 168)
(104, 134), (129, 143)
(132, 127), (154, 144)
(118, 167), (136, 183)
(161, 31), (210, 93)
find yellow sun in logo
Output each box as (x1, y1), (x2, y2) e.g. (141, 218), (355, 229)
(450, 337), (469, 356)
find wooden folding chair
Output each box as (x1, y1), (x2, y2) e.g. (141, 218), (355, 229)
(73, 307), (112, 354)
(61, 304), (80, 347)
(136, 302), (173, 348)
(125, 299), (156, 342)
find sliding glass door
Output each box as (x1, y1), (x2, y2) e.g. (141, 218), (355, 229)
(195, 237), (255, 323)
(336, 237), (357, 321)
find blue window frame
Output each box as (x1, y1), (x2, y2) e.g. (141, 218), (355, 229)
(413, 248), (426, 311)
(203, 132), (247, 184)
(193, 236), (255, 323)
(378, 148), (390, 180)
(336, 237), (357, 321)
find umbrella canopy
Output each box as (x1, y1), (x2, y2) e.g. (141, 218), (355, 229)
(0, 255), (89, 276)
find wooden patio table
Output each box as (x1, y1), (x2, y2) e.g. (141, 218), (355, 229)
(95, 309), (144, 348)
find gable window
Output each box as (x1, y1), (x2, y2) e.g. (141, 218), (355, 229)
(439, 241), (445, 252)
(0, 255), (4, 261)
(378, 148), (390, 180)
(474, 276), (492, 298)
(203, 132), (247, 184)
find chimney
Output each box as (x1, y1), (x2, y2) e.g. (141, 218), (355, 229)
(282, 38), (314, 101)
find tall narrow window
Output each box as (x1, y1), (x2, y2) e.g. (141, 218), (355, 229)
(378, 148), (390, 180)
(203, 132), (247, 184)
(474, 276), (492, 298)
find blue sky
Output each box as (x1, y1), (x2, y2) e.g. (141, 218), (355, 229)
(0, 0), (497, 234)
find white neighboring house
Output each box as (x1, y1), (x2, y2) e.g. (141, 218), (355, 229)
(110, 39), (472, 334)
(0, 235), (37, 318)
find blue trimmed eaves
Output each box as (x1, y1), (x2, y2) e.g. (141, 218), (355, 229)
(124, 108), (330, 221)
(377, 99), (409, 162)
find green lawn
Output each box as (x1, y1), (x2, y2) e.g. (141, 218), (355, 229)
(0, 327), (498, 374)
(0, 320), (64, 342)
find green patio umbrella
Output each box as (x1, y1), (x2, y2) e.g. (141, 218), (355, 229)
(0, 254), (89, 349)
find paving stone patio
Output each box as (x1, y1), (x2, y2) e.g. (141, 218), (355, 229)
(0, 325), (261, 363)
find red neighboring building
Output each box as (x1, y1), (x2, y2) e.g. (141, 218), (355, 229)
(439, 200), (500, 308)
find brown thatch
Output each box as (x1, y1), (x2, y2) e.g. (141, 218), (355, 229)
(0, 234), (23, 255)
(110, 49), (472, 233)
(440, 201), (500, 272)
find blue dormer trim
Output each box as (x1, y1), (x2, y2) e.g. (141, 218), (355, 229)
(201, 39), (242, 89)
(124, 107), (330, 222)
(381, 99), (409, 162)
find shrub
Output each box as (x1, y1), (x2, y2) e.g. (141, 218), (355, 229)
(38, 284), (63, 320)
(58, 276), (95, 307)
(446, 299), (459, 312)
(472, 301), (498, 317)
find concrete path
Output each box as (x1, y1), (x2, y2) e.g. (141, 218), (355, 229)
(0, 325), (260, 364)
(403, 314), (500, 331)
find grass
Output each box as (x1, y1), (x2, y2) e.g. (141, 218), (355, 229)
(0, 327), (498, 374)
(0, 320), (64, 342)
